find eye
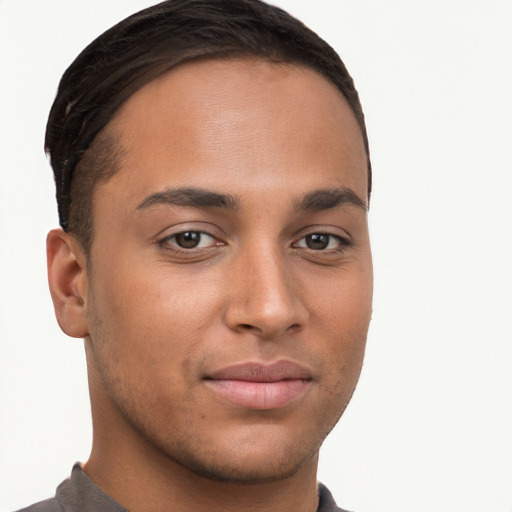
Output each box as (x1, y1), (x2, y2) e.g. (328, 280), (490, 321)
(162, 231), (219, 250)
(295, 233), (347, 251)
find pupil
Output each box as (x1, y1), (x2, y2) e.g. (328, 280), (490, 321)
(176, 231), (200, 248)
(307, 234), (329, 250)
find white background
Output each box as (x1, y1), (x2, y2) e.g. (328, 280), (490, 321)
(0, 1), (511, 511)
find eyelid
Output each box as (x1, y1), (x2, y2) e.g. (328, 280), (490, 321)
(163, 231), (219, 250)
(295, 233), (345, 248)
(156, 223), (226, 251)
(292, 225), (352, 243)
(295, 234), (349, 253)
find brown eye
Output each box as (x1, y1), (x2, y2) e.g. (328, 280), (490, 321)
(295, 233), (346, 251)
(174, 231), (202, 248)
(305, 234), (330, 250)
(164, 231), (219, 250)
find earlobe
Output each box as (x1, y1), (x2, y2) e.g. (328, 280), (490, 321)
(47, 228), (89, 338)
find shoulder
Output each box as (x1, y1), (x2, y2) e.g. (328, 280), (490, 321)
(13, 497), (63, 512)
(12, 464), (128, 512)
(317, 482), (355, 512)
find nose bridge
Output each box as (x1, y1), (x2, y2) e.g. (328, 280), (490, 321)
(225, 239), (307, 337)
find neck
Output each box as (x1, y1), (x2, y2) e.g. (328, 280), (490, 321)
(85, 451), (319, 512)
(84, 423), (320, 512)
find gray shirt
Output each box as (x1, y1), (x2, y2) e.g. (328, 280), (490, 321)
(15, 464), (352, 512)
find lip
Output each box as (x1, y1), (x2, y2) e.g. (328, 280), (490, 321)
(204, 360), (313, 410)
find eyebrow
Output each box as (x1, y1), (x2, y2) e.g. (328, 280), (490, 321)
(294, 187), (367, 212)
(136, 187), (239, 211)
(136, 185), (366, 214)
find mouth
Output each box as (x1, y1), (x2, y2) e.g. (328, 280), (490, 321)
(204, 360), (313, 410)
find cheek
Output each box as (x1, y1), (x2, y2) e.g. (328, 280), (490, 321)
(85, 258), (222, 378)
(309, 262), (372, 332)
(92, 255), (218, 323)
(307, 265), (372, 383)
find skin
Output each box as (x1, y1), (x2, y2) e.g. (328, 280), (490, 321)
(47, 59), (373, 512)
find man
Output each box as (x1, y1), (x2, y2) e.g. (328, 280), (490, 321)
(19, 0), (373, 510)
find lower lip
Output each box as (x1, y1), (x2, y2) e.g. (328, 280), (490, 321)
(205, 379), (310, 410)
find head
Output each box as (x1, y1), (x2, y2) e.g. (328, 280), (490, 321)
(46, 0), (373, 488)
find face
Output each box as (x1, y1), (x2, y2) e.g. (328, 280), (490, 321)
(82, 59), (372, 482)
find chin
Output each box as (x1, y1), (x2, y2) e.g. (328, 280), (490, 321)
(146, 420), (324, 485)
(172, 445), (316, 485)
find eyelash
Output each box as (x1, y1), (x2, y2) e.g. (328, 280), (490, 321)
(159, 231), (222, 252)
(159, 230), (350, 254)
(293, 233), (350, 252)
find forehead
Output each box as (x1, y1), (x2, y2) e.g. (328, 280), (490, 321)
(106, 58), (368, 201)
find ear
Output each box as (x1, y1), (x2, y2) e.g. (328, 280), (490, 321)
(47, 228), (89, 338)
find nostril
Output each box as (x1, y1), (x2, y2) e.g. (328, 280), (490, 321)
(237, 322), (303, 335)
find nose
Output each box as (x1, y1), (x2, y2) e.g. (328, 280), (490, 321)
(223, 246), (309, 339)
